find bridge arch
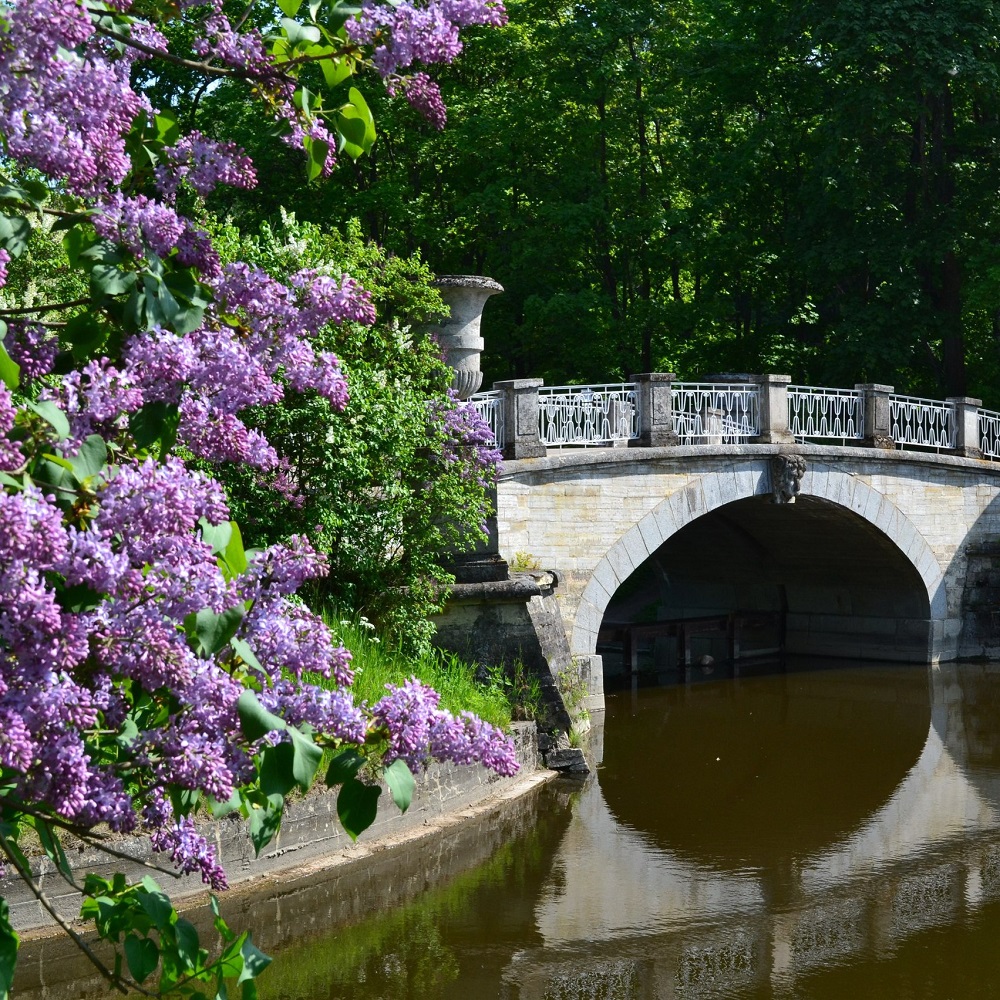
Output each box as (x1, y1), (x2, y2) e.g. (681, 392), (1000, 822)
(571, 465), (946, 663)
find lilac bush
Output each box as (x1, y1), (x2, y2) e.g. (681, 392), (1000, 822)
(0, 0), (511, 991)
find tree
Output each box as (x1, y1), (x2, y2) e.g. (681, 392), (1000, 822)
(211, 213), (500, 650)
(0, 0), (513, 994)
(229, 0), (1000, 404)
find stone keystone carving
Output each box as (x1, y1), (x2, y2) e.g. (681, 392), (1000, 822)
(771, 453), (807, 504)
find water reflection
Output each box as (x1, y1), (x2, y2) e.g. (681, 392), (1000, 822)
(18, 661), (1000, 1000)
(513, 661), (1000, 998)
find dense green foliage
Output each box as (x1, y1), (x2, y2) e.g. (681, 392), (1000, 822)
(325, 616), (511, 729)
(204, 0), (1000, 404)
(210, 214), (494, 649)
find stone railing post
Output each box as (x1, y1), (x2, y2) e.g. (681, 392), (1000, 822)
(948, 396), (983, 459)
(494, 378), (546, 459)
(856, 383), (895, 448)
(628, 373), (678, 447)
(751, 374), (795, 444)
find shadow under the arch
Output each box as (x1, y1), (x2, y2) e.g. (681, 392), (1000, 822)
(599, 493), (934, 686)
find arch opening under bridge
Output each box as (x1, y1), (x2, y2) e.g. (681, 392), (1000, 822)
(571, 466), (947, 678)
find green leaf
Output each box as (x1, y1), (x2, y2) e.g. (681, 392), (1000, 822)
(68, 434), (107, 483)
(137, 878), (174, 931)
(229, 637), (263, 675)
(286, 727), (323, 789)
(64, 312), (109, 360)
(32, 819), (72, 878)
(277, 0), (303, 16)
(237, 938), (271, 984)
(206, 789), (241, 819)
(258, 742), (297, 800)
(124, 934), (159, 984)
(319, 56), (353, 88)
(221, 522), (249, 577)
(154, 110), (181, 145)
(0, 213), (31, 257)
(0, 343), (19, 391)
(348, 86), (375, 144)
(184, 605), (246, 658)
(172, 917), (201, 971)
(335, 109), (367, 159)
(210, 895), (236, 943)
(281, 17), (321, 45)
(336, 778), (381, 841)
(305, 136), (330, 180)
(26, 400), (70, 440)
(199, 518), (233, 556)
(129, 401), (180, 451)
(324, 747), (365, 787)
(237, 690), (287, 741)
(248, 798), (283, 856)
(384, 758), (416, 813)
(0, 899), (20, 999)
(91, 263), (136, 297)
(55, 581), (105, 613)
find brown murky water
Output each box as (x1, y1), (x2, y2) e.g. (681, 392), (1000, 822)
(20, 659), (1000, 998)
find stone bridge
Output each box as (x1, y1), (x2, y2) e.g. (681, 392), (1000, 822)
(435, 376), (1000, 716)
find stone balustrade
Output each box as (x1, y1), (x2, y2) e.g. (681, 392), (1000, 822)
(469, 375), (996, 463)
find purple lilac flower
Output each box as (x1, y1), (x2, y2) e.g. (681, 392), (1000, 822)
(5, 322), (58, 381)
(0, 385), (24, 471)
(0, 0), (146, 195)
(373, 678), (518, 775)
(431, 390), (502, 486)
(0, 249), (10, 289)
(155, 131), (257, 202)
(151, 816), (228, 890)
(399, 72), (447, 129)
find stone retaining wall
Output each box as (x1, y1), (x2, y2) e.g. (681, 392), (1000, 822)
(9, 721), (539, 934)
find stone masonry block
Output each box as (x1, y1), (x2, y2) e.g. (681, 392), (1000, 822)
(607, 541), (635, 583)
(638, 512), (665, 555)
(622, 524), (650, 568)
(574, 599), (603, 635)
(591, 558), (620, 598)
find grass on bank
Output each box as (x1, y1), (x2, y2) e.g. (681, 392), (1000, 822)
(323, 615), (513, 730)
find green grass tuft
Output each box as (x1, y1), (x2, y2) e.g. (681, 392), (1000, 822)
(323, 614), (512, 731)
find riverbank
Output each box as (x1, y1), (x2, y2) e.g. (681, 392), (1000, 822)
(15, 735), (567, 1000)
(10, 721), (543, 941)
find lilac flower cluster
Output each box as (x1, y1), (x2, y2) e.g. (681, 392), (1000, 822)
(156, 131), (257, 202)
(0, 386), (22, 472)
(0, 0), (148, 195)
(392, 72), (447, 129)
(346, 0), (505, 124)
(430, 390), (503, 487)
(373, 679), (518, 776)
(0, 0), (516, 895)
(347, 0), (506, 76)
(48, 268), (363, 463)
(4, 322), (58, 381)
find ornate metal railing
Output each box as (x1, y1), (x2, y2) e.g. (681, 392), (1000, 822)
(468, 390), (505, 446)
(537, 384), (638, 447)
(979, 409), (1000, 461)
(470, 378), (1000, 461)
(788, 386), (863, 443)
(671, 382), (760, 444)
(889, 394), (956, 452)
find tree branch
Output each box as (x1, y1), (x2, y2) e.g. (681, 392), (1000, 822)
(0, 838), (146, 996)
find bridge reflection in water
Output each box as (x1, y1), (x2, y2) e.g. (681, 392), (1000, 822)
(501, 662), (1000, 999)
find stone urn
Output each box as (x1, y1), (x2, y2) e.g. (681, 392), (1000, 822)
(431, 275), (504, 399)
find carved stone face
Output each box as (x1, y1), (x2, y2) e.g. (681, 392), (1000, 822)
(771, 453), (807, 503)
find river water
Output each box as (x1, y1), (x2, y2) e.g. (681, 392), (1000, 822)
(20, 658), (1000, 998)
